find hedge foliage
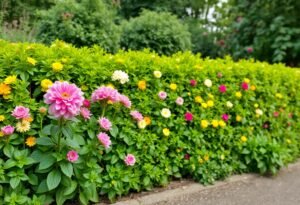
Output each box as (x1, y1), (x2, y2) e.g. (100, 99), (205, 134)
(0, 40), (299, 204)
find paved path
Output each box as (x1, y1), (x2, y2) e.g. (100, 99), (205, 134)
(103, 160), (300, 205)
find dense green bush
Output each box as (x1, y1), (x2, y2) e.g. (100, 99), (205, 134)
(0, 40), (299, 204)
(120, 10), (191, 55)
(36, 0), (120, 52)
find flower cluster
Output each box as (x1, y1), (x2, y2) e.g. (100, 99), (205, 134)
(111, 70), (129, 84)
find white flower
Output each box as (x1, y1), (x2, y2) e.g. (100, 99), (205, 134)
(226, 101), (233, 108)
(255, 109), (263, 116)
(153, 71), (162, 78)
(161, 108), (171, 118)
(204, 79), (212, 87)
(111, 70), (129, 84)
(138, 120), (147, 129)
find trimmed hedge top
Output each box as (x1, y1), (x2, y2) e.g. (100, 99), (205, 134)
(0, 39), (299, 204)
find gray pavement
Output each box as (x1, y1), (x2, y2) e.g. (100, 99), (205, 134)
(100, 160), (300, 205)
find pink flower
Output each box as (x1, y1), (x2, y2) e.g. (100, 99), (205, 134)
(130, 110), (143, 122)
(176, 97), (184, 106)
(190, 79), (197, 87)
(80, 107), (91, 120)
(247, 47), (253, 53)
(217, 72), (223, 78)
(44, 81), (84, 119)
(98, 117), (112, 131)
(67, 150), (78, 162)
(83, 99), (91, 108)
(124, 154), (136, 166)
(158, 91), (167, 100)
(219, 84), (227, 93)
(241, 82), (249, 90)
(185, 112), (193, 121)
(119, 94), (131, 108)
(222, 114), (229, 121)
(12, 106), (30, 119)
(1, 125), (14, 136)
(97, 132), (111, 148)
(91, 86), (119, 103)
(273, 112), (279, 117)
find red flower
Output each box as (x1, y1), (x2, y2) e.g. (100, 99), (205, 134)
(185, 112), (193, 121)
(273, 112), (279, 117)
(219, 84), (227, 93)
(241, 82), (249, 90)
(184, 153), (190, 160)
(190, 79), (197, 87)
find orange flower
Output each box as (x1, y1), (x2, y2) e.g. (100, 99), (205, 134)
(138, 80), (146, 90)
(144, 116), (151, 125)
(0, 83), (11, 95)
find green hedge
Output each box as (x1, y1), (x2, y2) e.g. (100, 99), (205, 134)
(0, 39), (299, 204)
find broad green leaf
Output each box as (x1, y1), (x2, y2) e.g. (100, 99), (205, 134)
(60, 162), (73, 178)
(47, 170), (61, 190)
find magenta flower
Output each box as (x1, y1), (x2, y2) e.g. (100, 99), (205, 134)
(98, 117), (112, 131)
(219, 84), (227, 93)
(222, 114), (229, 121)
(67, 150), (79, 162)
(12, 106), (30, 119)
(118, 94), (131, 108)
(91, 86), (119, 103)
(273, 112), (279, 117)
(241, 82), (249, 90)
(1, 125), (14, 136)
(124, 154), (136, 166)
(83, 99), (91, 108)
(184, 153), (190, 160)
(130, 110), (143, 122)
(44, 81), (84, 119)
(158, 91), (167, 100)
(80, 107), (91, 120)
(184, 112), (193, 121)
(190, 79), (197, 87)
(176, 97), (184, 106)
(97, 132), (111, 149)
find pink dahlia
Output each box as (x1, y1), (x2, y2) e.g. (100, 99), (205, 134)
(124, 154), (136, 166)
(222, 114), (229, 122)
(97, 132), (111, 149)
(80, 107), (91, 120)
(67, 150), (79, 162)
(190, 79), (197, 87)
(98, 117), (112, 131)
(83, 99), (91, 108)
(44, 81), (84, 119)
(273, 112), (279, 117)
(119, 94), (131, 108)
(91, 86), (119, 103)
(158, 91), (167, 100)
(241, 82), (249, 90)
(1, 125), (14, 136)
(219, 84), (227, 93)
(12, 106), (30, 119)
(176, 97), (184, 106)
(184, 112), (193, 121)
(130, 110), (143, 122)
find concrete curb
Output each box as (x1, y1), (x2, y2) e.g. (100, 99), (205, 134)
(97, 160), (300, 205)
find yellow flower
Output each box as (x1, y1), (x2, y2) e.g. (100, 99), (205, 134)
(4, 75), (17, 85)
(144, 116), (151, 125)
(236, 115), (242, 122)
(39, 107), (47, 114)
(198, 157), (204, 164)
(195, 96), (203, 103)
(115, 58), (125, 64)
(138, 120), (147, 129)
(244, 78), (250, 83)
(187, 92), (191, 96)
(0, 131), (4, 137)
(106, 84), (115, 89)
(23, 117), (33, 123)
(41, 79), (53, 92)
(204, 154), (209, 161)
(201, 120), (209, 128)
(0, 83), (11, 95)
(208, 93), (214, 99)
(255, 109), (263, 116)
(27, 57), (36, 65)
(107, 100), (114, 104)
(235, 91), (242, 98)
(241, 136), (247, 142)
(207, 100), (214, 107)
(275, 93), (283, 99)
(254, 103), (259, 108)
(170, 83), (177, 91)
(201, 102), (208, 108)
(0, 115), (5, 122)
(250, 85), (256, 91)
(3, 95), (10, 99)
(153, 71), (162, 78)
(163, 128), (170, 136)
(25, 136), (36, 147)
(138, 80), (146, 90)
(52, 62), (63, 72)
(211, 120), (219, 128)
(16, 120), (31, 133)
(219, 120), (226, 128)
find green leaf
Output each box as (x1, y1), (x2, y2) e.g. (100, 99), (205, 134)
(62, 127), (72, 139)
(143, 176), (150, 186)
(50, 125), (60, 138)
(41, 124), (52, 135)
(110, 125), (119, 137)
(10, 177), (20, 189)
(64, 181), (77, 196)
(3, 159), (16, 169)
(28, 173), (38, 185)
(66, 138), (80, 149)
(87, 130), (95, 139)
(79, 190), (88, 205)
(38, 155), (56, 170)
(111, 155), (118, 164)
(37, 180), (48, 193)
(3, 145), (14, 158)
(36, 137), (54, 146)
(60, 162), (73, 178)
(47, 170), (61, 190)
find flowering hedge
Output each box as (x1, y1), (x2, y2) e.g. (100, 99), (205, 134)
(0, 40), (300, 204)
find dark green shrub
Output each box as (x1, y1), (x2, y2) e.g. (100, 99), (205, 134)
(120, 10), (191, 55)
(37, 0), (120, 52)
